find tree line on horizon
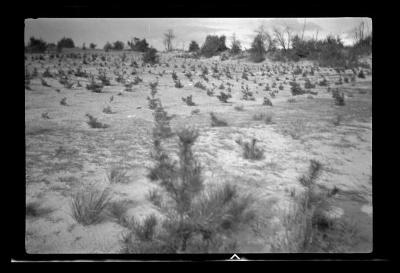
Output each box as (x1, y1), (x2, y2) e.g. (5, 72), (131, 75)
(25, 22), (371, 68)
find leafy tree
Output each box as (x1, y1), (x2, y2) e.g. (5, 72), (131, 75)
(89, 43), (97, 49)
(200, 35), (228, 58)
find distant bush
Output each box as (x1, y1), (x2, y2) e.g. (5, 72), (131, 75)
(128, 37), (150, 52)
(143, 48), (159, 64)
(113, 41), (125, 51)
(57, 37), (75, 51)
(26, 37), (47, 53)
(188, 41), (200, 52)
(104, 42), (113, 52)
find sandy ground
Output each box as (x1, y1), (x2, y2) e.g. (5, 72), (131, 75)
(25, 51), (372, 253)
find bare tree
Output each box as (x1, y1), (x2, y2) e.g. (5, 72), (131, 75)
(273, 26), (293, 51)
(273, 27), (287, 51)
(163, 29), (176, 52)
(254, 25), (275, 52)
(301, 18), (306, 40)
(354, 21), (365, 43)
(285, 26), (293, 49)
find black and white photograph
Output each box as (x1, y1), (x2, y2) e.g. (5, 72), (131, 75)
(24, 17), (373, 256)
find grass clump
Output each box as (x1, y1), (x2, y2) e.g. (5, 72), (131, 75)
(107, 166), (130, 184)
(71, 186), (112, 226)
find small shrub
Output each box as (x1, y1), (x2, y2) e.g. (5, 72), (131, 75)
(41, 78), (51, 87)
(41, 112), (50, 119)
(236, 138), (264, 160)
(194, 81), (206, 90)
(174, 80), (183, 88)
(182, 95), (196, 106)
(86, 114), (109, 129)
(263, 97), (273, 106)
(319, 78), (328, 86)
(152, 103), (174, 139)
(290, 81), (306, 96)
(217, 92), (230, 103)
(210, 112), (228, 127)
(304, 78), (316, 89)
(332, 88), (345, 106)
(143, 48), (159, 64)
(357, 70), (365, 79)
(86, 79), (103, 93)
(60, 97), (68, 106)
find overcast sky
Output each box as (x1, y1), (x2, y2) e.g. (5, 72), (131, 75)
(25, 18), (372, 50)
